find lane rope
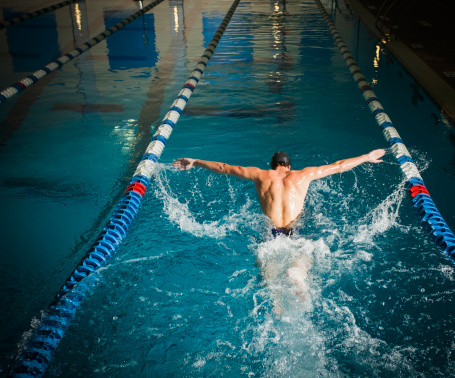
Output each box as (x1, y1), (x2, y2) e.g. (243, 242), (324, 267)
(313, 0), (455, 261)
(0, 0), (166, 105)
(0, 0), (78, 30)
(12, 0), (241, 376)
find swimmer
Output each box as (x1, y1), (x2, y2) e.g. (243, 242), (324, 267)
(173, 149), (385, 306)
(172, 149), (385, 234)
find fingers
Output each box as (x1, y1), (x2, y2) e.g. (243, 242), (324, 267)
(372, 149), (386, 157)
(376, 149), (386, 163)
(172, 159), (184, 169)
(369, 149), (386, 162)
(172, 158), (192, 170)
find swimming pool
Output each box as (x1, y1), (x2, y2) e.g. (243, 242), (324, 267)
(1, 0), (455, 375)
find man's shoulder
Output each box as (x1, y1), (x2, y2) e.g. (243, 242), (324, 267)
(252, 168), (279, 182)
(287, 167), (315, 182)
(235, 166), (267, 181)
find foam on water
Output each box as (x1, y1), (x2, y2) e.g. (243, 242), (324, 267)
(155, 162), (402, 375)
(247, 236), (336, 377)
(136, 156), (433, 376)
(248, 168), (426, 376)
(150, 163), (265, 239)
(34, 148), (455, 377)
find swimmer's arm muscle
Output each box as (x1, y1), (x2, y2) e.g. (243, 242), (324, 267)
(173, 158), (261, 180)
(301, 149), (385, 181)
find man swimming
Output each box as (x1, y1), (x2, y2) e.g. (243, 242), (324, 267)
(172, 148), (386, 235)
(173, 149), (385, 307)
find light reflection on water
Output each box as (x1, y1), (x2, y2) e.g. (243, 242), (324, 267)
(0, 0), (454, 376)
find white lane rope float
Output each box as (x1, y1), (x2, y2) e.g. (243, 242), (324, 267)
(0, 0), (165, 104)
(313, 0), (455, 261)
(12, 0), (241, 376)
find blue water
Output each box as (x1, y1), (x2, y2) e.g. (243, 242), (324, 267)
(1, 0), (455, 376)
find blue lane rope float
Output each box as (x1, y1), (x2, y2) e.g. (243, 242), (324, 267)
(313, 0), (455, 261)
(12, 0), (241, 376)
(0, 0), (166, 105)
(0, 0), (78, 30)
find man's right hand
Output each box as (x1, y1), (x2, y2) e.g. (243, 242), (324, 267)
(172, 158), (195, 170)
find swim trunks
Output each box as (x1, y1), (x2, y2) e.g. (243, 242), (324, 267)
(271, 227), (293, 237)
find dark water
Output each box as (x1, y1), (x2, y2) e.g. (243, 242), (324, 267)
(1, 0), (454, 376)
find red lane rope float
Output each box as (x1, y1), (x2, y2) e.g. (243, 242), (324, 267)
(409, 185), (430, 198)
(124, 182), (147, 196)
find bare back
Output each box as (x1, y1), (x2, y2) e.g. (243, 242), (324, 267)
(173, 150), (385, 229)
(254, 169), (312, 228)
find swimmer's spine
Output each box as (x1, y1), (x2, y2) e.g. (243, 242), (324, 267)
(0, 0), (166, 104)
(313, 0), (455, 261)
(12, 0), (242, 376)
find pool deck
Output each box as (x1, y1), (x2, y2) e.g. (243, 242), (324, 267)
(346, 0), (455, 124)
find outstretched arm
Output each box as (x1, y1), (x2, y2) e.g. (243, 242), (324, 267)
(172, 158), (262, 181)
(303, 149), (386, 181)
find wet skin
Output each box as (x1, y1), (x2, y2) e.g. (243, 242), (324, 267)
(172, 149), (385, 228)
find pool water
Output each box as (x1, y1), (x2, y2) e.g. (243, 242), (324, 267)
(1, 0), (455, 376)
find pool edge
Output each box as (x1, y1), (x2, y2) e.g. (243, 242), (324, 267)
(345, 0), (455, 125)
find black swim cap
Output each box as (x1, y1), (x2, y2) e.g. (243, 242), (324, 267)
(271, 151), (291, 169)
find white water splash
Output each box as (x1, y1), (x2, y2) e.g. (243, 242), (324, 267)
(139, 153), (438, 377)
(150, 164), (261, 239)
(353, 184), (408, 244)
(230, 236), (336, 376)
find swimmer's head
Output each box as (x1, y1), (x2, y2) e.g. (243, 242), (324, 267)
(271, 151), (291, 170)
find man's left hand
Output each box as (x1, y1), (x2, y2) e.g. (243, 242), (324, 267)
(368, 149), (386, 163)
